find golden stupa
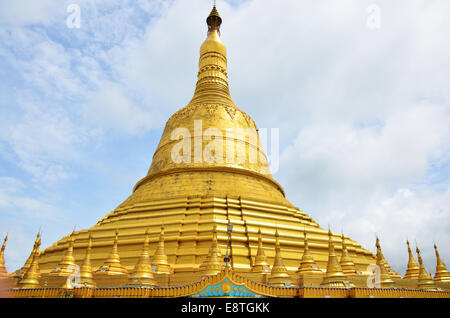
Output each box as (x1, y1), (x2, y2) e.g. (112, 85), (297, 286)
(22, 4), (376, 279)
(2, 5), (450, 298)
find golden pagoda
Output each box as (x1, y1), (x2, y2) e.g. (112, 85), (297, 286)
(321, 229), (349, 288)
(49, 232), (77, 277)
(26, 3), (377, 283)
(433, 243), (450, 283)
(374, 237), (402, 279)
(0, 235), (8, 279)
(201, 225), (224, 276)
(268, 229), (293, 287)
(151, 226), (171, 275)
(375, 237), (394, 288)
(3, 4), (450, 298)
(416, 245), (437, 290)
(296, 231), (321, 275)
(251, 228), (270, 274)
(95, 229), (129, 276)
(79, 234), (95, 287)
(17, 236), (41, 289)
(128, 229), (155, 286)
(404, 240), (420, 279)
(340, 233), (357, 275)
(14, 232), (41, 281)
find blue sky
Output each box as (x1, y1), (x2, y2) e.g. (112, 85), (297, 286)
(0, 0), (449, 275)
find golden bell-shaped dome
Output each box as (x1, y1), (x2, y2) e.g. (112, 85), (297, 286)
(128, 4), (288, 208)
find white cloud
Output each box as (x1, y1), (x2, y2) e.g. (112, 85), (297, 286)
(279, 99), (450, 274)
(81, 81), (158, 135)
(0, 0), (61, 26)
(0, 176), (63, 221)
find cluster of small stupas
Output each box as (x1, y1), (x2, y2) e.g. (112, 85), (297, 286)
(1, 5), (449, 298)
(1, 228), (449, 297)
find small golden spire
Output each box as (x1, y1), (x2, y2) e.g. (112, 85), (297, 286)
(51, 232), (76, 276)
(340, 233), (357, 275)
(80, 234), (95, 287)
(203, 225), (223, 276)
(268, 229), (292, 286)
(128, 229), (156, 286)
(252, 228), (270, 274)
(16, 232), (41, 280)
(374, 236), (401, 278)
(403, 240), (420, 279)
(18, 235), (41, 289)
(0, 234), (8, 279)
(416, 244), (437, 290)
(321, 229), (348, 288)
(151, 226), (171, 274)
(95, 229), (129, 276)
(297, 230), (321, 274)
(433, 243), (450, 282)
(375, 236), (395, 288)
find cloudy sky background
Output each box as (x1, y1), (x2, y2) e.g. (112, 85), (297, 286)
(0, 0), (449, 274)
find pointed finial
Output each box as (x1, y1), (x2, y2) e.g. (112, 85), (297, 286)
(207, 2), (222, 34)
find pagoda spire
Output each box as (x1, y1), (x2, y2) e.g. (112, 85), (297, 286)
(340, 233), (357, 275)
(297, 230), (321, 274)
(95, 229), (128, 275)
(18, 235), (41, 289)
(191, 3), (233, 104)
(321, 229), (348, 288)
(375, 236), (394, 288)
(374, 236), (401, 278)
(0, 234), (8, 279)
(404, 240), (420, 279)
(252, 228), (270, 274)
(433, 243), (450, 282)
(128, 229), (156, 286)
(152, 226), (171, 274)
(52, 232), (76, 276)
(416, 244), (437, 290)
(16, 232), (41, 279)
(203, 225), (223, 276)
(268, 229), (292, 286)
(79, 234), (95, 287)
